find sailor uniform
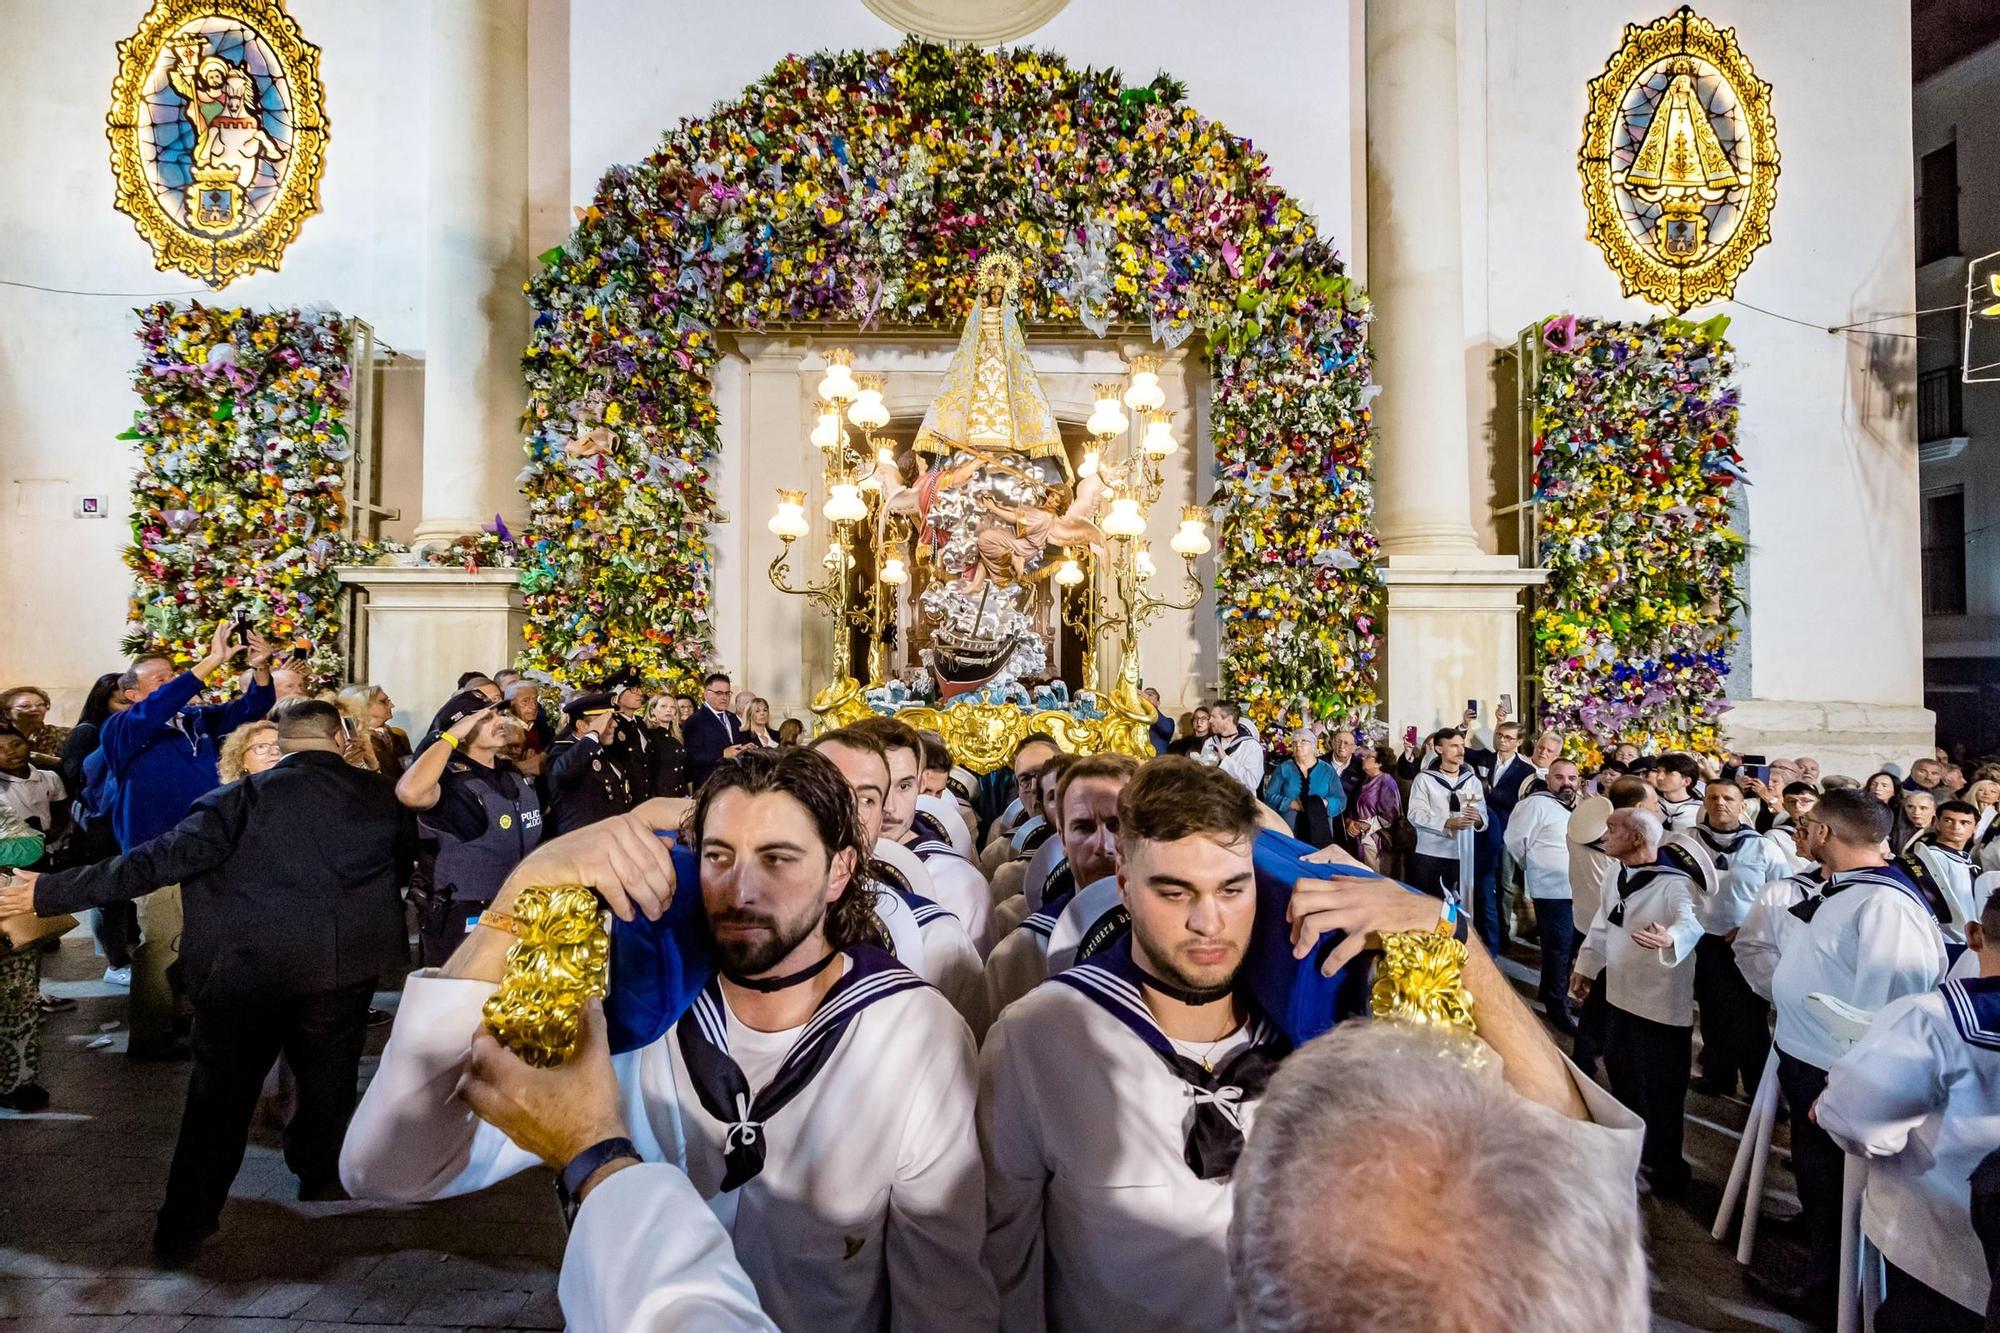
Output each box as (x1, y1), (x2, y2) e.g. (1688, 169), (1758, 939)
(1770, 862), (1953, 1297)
(1672, 822), (1790, 1094)
(1504, 790), (1579, 1025)
(981, 863), (1085, 1021)
(1019, 833), (1067, 915)
(1045, 876), (1128, 977)
(1731, 869), (1822, 1001)
(1818, 977), (2000, 1322)
(1914, 841), (1981, 930)
(1658, 795), (1701, 833)
(1566, 828), (1620, 1074)
(341, 945), (994, 1333)
(978, 936), (1285, 1333)
(885, 829), (994, 956)
(561, 1162), (778, 1332)
(914, 794), (976, 860)
(1199, 730), (1265, 794)
(1406, 766), (1486, 907)
(867, 860), (989, 1041)
(1574, 852), (1704, 1190)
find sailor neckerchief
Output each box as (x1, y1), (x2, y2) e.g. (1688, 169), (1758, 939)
(1053, 936), (1287, 1181)
(676, 944), (926, 1192)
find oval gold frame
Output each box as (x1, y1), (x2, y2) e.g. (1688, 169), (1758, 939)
(1579, 6), (1778, 313)
(106, 0), (329, 288)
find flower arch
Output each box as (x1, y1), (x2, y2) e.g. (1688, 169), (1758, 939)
(520, 40), (1379, 726)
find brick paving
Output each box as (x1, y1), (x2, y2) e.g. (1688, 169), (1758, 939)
(2, 929), (1815, 1331)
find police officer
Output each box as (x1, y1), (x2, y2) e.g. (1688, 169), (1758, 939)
(601, 675), (655, 803)
(547, 693), (636, 836)
(395, 689), (544, 966)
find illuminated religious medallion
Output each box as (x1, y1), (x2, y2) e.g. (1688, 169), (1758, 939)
(106, 0), (329, 287)
(1579, 6), (1777, 312)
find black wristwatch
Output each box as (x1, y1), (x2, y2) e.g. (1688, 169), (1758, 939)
(556, 1136), (639, 1229)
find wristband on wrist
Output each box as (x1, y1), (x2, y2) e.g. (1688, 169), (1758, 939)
(556, 1135), (639, 1229)
(442, 732), (462, 751)
(1434, 900), (1470, 943)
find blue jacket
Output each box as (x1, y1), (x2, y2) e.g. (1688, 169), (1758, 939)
(97, 670), (273, 850)
(1148, 709), (1175, 755)
(1262, 758), (1345, 826)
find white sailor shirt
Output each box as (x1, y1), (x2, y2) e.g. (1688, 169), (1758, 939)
(1502, 791), (1575, 900)
(1573, 861), (1703, 1026)
(1818, 978), (2000, 1316)
(1200, 730), (1265, 794)
(1658, 796), (1701, 833)
(1568, 835), (1618, 934)
(868, 865), (989, 1041)
(561, 1163), (777, 1332)
(1670, 822), (1790, 935)
(1406, 766), (1487, 862)
(881, 835), (994, 957)
(1732, 871), (1822, 1001)
(1019, 834), (1066, 915)
(1044, 876), (1126, 976)
(914, 793), (976, 860)
(1770, 868), (1950, 1073)
(340, 955), (993, 1333)
(1913, 841), (1980, 930)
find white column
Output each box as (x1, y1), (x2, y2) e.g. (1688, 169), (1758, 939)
(1365, 0), (1479, 557)
(416, 0), (530, 542)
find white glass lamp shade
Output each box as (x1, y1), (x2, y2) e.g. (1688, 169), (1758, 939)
(847, 377), (890, 430)
(1078, 446), (1101, 479)
(817, 350), (858, 403)
(1123, 358), (1167, 412)
(1134, 541), (1157, 581)
(769, 491), (810, 541)
(1053, 555), (1085, 588)
(1103, 495), (1147, 539)
(1170, 507), (1212, 557)
(1141, 413), (1178, 459)
(1087, 382), (1129, 439)
(880, 555), (908, 586)
(810, 409), (841, 451)
(824, 482), (869, 524)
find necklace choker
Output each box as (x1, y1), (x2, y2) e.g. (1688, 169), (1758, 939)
(1135, 961), (1237, 1007)
(722, 949), (840, 993)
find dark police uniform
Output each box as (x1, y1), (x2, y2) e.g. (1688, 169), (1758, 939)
(411, 755), (543, 966)
(547, 693), (638, 837)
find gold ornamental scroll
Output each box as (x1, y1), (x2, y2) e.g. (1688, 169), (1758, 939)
(482, 885), (611, 1068)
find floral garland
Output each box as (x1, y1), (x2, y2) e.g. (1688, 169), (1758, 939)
(124, 301), (356, 683)
(522, 40), (1379, 722)
(1531, 314), (1745, 759)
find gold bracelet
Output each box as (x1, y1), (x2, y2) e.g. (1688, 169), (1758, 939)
(480, 885), (610, 1068)
(476, 910), (523, 937)
(1369, 930), (1478, 1039)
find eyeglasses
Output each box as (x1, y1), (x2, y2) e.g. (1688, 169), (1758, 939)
(248, 741), (283, 755)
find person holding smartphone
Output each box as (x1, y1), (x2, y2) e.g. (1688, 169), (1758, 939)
(395, 690), (544, 965)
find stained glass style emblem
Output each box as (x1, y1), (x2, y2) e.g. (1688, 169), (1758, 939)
(1580, 6), (1777, 312)
(107, 0), (328, 287)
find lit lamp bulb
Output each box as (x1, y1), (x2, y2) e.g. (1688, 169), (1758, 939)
(1141, 412), (1177, 459)
(1134, 541), (1157, 581)
(880, 546), (909, 586)
(1170, 506), (1212, 557)
(1078, 446), (1101, 478)
(1053, 553), (1085, 588)
(1086, 382), (1129, 439)
(1103, 494), (1147, 539)
(876, 444), (896, 471)
(847, 374), (890, 430)
(810, 408), (840, 452)
(817, 349), (858, 403)
(824, 482), (868, 523)
(1123, 356), (1166, 411)
(768, 490), (809, 541)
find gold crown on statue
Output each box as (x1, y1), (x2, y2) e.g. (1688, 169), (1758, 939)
(975, 251), (1022, 297)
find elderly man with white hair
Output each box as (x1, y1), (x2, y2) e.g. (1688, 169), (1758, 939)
(1230, 1021), (1649, 1333)
(1569, 806), (1704, 1198)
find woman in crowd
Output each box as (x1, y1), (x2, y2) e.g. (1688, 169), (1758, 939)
(502, 681), (552, 779)
(745, 698), (781, 749)
(1865, 770), (1901, 807)
(643, 695), (690, 798)
(1348, 744), (1406, 876)
(216, 721), (284, 785)
(337, 684), (412, 775)
(2, 686), (68, 767)
(1263, 726), (1343, 847)
(776, 718), (804, 748)
(1167, 706), (1210, 757)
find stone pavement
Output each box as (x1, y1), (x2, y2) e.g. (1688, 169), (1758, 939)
(1, 929), (1818, 1332)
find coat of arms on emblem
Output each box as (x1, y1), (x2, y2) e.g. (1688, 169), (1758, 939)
(1579, 6), (1779, 312)
(106, 0), (328, 287)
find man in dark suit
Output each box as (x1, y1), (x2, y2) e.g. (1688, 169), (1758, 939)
(682, 670), (749, 790)
(0, 701), (413, 1264)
